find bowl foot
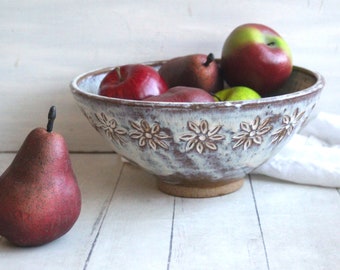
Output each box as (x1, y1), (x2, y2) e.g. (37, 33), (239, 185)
(157, 178), (244, 198)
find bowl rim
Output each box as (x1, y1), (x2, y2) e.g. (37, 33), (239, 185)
(70, 63), (325, 109)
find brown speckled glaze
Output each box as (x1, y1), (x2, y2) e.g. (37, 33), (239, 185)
(70, 61), (324, 198)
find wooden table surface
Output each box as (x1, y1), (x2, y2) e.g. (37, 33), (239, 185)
(1, 1), (339, 269)
(0, 154), (339, 270)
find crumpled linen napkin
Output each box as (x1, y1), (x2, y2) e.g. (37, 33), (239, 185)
(253, 112), (340, 188)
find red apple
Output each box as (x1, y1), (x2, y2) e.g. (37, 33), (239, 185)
(99, 64), (168, 100)
(221, 23), (293, 96)
(144, 86), (215, 102)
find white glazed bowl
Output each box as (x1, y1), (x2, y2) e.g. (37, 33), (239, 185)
(70, 61), (324, 198)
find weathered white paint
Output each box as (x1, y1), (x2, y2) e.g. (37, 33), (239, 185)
(0, 0), (339, 152)
(0, 1), (339, 269)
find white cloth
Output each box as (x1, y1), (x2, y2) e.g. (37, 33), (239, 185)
(254, 112), (340, 187)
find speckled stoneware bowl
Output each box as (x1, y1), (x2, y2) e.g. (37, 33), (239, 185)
(70, 61), (324, 198)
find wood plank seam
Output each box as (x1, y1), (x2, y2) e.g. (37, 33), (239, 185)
(249, 174), (271, 270)
(82, 163), (126, 270)
(167, 197), (176, 270)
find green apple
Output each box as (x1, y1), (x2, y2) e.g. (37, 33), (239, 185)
(213, 86), (261, 102)
(221, 23), (293, 97)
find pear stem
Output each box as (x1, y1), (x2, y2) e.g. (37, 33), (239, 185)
(203, 53), (215, 67)
(212, 94), (221, 101)
(47, 106), (56, 133)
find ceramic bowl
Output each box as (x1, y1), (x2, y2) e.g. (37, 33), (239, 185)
(70, 61), (324, 198)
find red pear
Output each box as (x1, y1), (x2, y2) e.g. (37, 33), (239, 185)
(158, 53), (223, 93)
(0, 106), (81, 247)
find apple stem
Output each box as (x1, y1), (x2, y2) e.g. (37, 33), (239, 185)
(115, 66), (123, 82)
(203, 53), (215, 67)
(267, 41), (275, 47)
(47, 106), (56, 133)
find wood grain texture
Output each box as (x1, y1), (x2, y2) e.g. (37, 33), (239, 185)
(1, 155), (338, 269)
(0, 1), (339, 269)
(0, 0), (339, 152)
(250, 174), (340, 270)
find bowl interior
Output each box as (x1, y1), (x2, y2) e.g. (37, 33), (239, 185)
(73, 64), (321, 105)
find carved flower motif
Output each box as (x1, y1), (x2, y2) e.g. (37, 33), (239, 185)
(179, 120), (225, 154)
(129, 119), (171, 150)
(94, 112), (127, 145)
(272, 108), (305, 143)
(232, 116), (272, 150)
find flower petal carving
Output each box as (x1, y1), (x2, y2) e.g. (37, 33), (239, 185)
(129, 119), (172, 150)
(232, 116), (272, 150)
(179, 120), (225, 154)
(272, 108), (305, 143)
(93, 112), (127, 145)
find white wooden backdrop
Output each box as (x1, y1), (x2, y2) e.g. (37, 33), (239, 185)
(1, 2), (339, 269)
(1, 0), (339, 153)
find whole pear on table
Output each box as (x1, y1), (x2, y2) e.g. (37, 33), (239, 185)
(0, 106), (81, 247)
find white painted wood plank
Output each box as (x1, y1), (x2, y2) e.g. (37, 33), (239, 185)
(250, 174), (340, 270)
(0, 0), (339, 152)
(85, 163), (174, 270)
(0, 153), (123, 270)
(0, 153), (339, 269)
(168, 177), (268, 270)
